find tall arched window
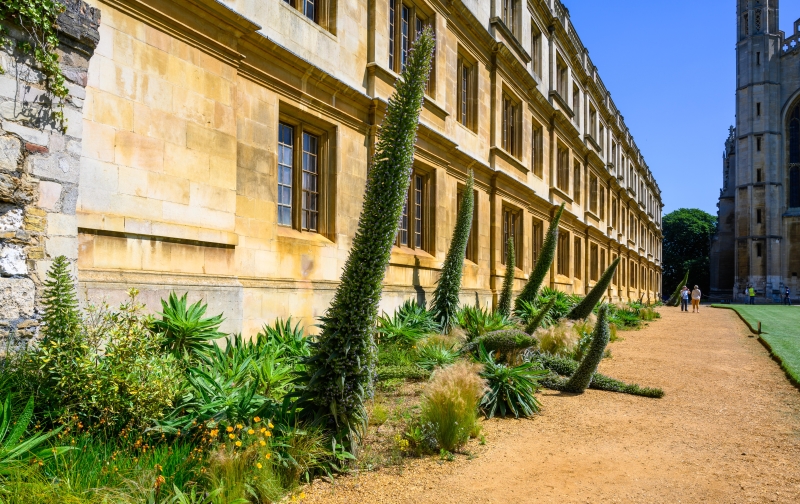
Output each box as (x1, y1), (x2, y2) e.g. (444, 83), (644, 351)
(789, 104), (800, 208)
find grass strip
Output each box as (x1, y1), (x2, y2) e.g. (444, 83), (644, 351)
(712, 304), (800, 386)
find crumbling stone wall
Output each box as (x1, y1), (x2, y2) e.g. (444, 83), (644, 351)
(0, 0), (99, 349)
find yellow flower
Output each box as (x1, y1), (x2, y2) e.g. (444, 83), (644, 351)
(300, 492), (306, 499)
(228, 434), (235, 440)
(248, 429), (255, 435)
(256, 463), (263, 469)
(260, 428), (266, 434)
(253, 416), (261, 423)
(265, 431), (272, 437)
(236, 424), (243, 429)
(210, 429), (219, 437)
(235, 441), (242, 447)
(268, 422), (274, 429)
(265, 453), (271, 459)
(226, 426), (234, 433)
(259, 440), (266, 446)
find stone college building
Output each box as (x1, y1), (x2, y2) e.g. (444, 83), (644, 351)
(0, 0), (663, 338)
(711, 0), (800, 300)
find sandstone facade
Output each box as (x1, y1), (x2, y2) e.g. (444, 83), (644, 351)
(1, 0), (664, 338)
(711, 0), (800, 301)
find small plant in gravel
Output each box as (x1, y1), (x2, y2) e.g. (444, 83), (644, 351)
(431, 171), (475, 332)
(497, 236), (516, 318)
(419, 362), (486, 452)
(536, 354), (664, 398)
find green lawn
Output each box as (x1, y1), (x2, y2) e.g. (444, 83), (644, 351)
(712, 305), (800, 385)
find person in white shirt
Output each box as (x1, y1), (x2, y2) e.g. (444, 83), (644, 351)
(691, 285), (702, 313)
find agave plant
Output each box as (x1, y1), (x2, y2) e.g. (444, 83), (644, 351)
(454, 304), (516, 342)
(416, 341), (459, 371)
(477, 345), (547, 419)
(153, 292), (225, 357)
(377, 300), (440, 348)
(0, 395), (70, 475)
(259, 317), (310, 360)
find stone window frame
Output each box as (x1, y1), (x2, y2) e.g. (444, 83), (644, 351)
(282, 0), (338, 34)
(457, 183), (479, 263)
(589, 242), (599, 281)
(501, 0), (518, 36)
(573, 158), (582, 205)
(556, 56), (569, 101)
(573, 235), (582, 281)
(457, 48), (478, 132)
(388, 0), (436, 95)
(502, 204), (523, 269)
(531, 217), (543, 266)
(277, 109), (336, 238)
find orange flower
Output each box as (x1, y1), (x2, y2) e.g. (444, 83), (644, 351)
(253, 416), (261, 423)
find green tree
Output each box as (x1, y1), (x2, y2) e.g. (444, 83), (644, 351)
(40, 255), (80, 343)
(662, 208), (717, 296)
(299, 28), (435, 445)
(431, 171), (474, 332)
(515, 204), (564, 311)
(497, 237), (515, 318)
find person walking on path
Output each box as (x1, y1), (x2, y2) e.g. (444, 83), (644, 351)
(691, 285), (702, 313)
(749, 286), (756, 305)
(681, 286), (690, 312)
(785, 286), (793, 306)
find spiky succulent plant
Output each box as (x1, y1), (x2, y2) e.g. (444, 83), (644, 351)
(666, 270), (690, 307)
(496, 236), (515, 318)
(568, 257), (620, 320)
(563, 304), (610, 393)
(431, 171), (475, 332)
(299, 28), (435, 445)
(515, 204), (564, 310)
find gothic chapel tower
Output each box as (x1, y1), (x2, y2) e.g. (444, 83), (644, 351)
(733, 0), (784, 296)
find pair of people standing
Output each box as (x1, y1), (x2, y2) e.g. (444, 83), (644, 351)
(680, 285), (702, 313)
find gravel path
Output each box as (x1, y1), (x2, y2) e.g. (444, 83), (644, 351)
(304, 307), (800, 503)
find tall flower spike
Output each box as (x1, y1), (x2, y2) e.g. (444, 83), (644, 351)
(298, 28), (436, 449)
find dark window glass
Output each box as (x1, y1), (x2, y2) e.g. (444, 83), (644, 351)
(399, 198), (409, 246)
(389, 0), (395, 69)
(401, 5), (410, 72)
(278, 123), (294, 227)
(791, 167), (800, 208)
(414, 175), (423, 248)
(303, 0), (316, 21)
(301, 132), (319, 231)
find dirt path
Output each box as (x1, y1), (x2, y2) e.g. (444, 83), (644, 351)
(304, 307), (800, 503)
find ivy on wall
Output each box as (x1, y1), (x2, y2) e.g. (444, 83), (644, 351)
(0, 0), (70, 130)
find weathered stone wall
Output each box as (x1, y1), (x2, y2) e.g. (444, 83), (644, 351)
(0, 1), (98, 348)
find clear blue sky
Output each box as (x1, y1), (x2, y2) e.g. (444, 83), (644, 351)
(564, 0), (800, 216)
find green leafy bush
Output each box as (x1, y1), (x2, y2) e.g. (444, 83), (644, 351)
(496, 237), (515, 318)
(431, 171), (474, 331)
(419, 362), (486, 452)
(516, 297), (558, 333)
(259, 318), (310, 360)
(529, 287), (580, 325)
(564, 305), (611, 393)
(478, 346), (546, 418)
(415, 341), (459, 371)
(299, 29), (435, 442)
(153, 292), (225, 358)
(24, 281), (182, 434)
(454, 305), (516, 342)
(516, 204), (564, 310)
(464, 329), (538, 356)
(0, 395), (69, 475)
(377, 300), (440, 348)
